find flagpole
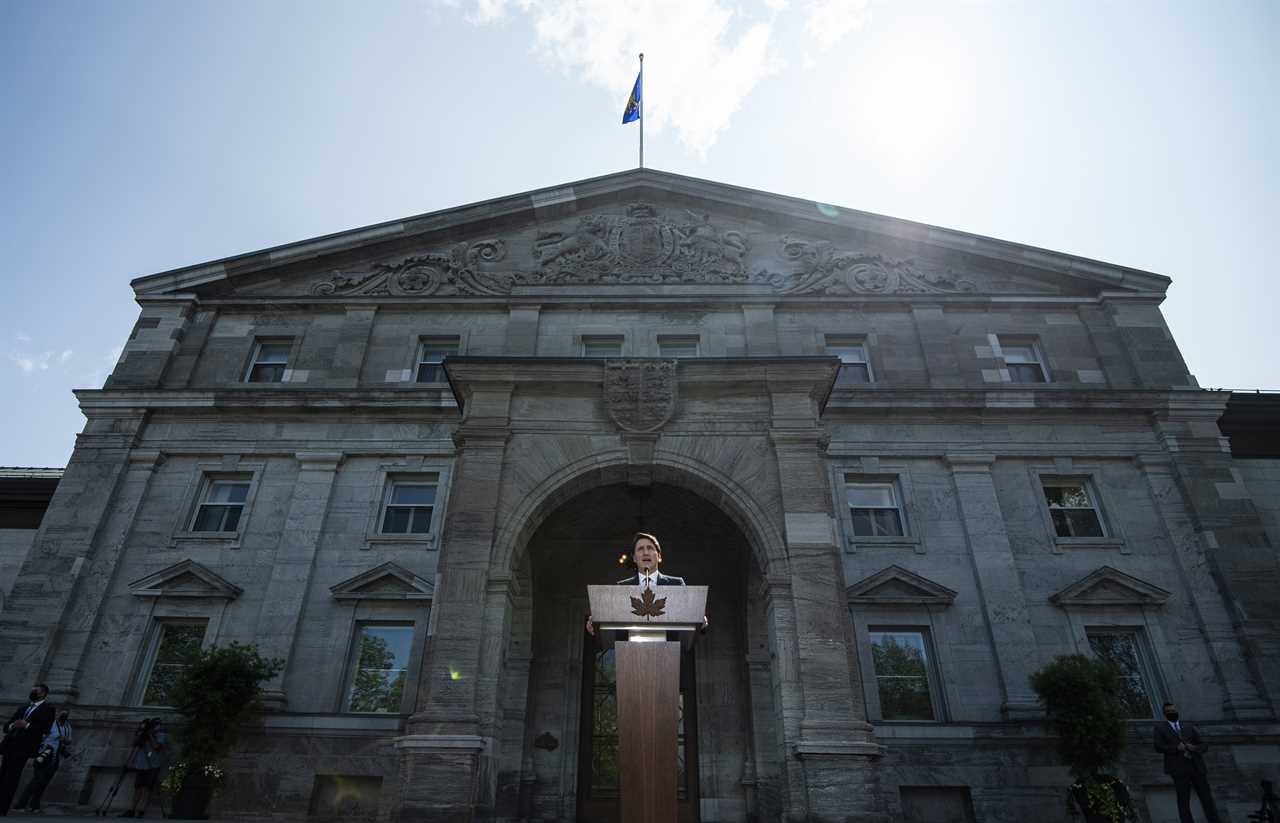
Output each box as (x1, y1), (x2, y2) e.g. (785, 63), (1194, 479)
(638, 52), (644, 169)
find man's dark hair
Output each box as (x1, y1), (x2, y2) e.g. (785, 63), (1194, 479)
(33, 683), (49, 696)
(1162, 701), (1176, 709)
(633, 532), (662, 554)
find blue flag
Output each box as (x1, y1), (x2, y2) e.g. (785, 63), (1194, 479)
(622, 71), (641, 124)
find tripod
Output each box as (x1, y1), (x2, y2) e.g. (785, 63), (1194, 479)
(94, 742), (141, 817)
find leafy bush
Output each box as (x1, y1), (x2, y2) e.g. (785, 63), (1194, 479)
(167, 642), (283, 782)
(1030, 654), (1128, 777)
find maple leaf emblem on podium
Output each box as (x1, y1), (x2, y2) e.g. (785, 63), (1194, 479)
(630, 586), (667, 619)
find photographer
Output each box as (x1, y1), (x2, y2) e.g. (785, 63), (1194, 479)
(0, 682), (55, 816)
(118, 718), (167, 819)
(13, 710), (73, 814)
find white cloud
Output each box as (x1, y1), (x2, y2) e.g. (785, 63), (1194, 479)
(8, 351), (53, 373)
(803, 0), (871, 51)
(16, 332), (32, 344)
(60, 349), (73, 363)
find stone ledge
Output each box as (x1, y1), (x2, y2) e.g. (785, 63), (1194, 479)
(394, 734), (488, 752)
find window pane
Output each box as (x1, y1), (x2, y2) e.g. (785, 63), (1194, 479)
(836, 363), (871, 385)
(348, 625), (413, 713)
(848, 484), (895, 508)
(142, 623), (205, 706)
(222, 505), (242, 532)
(828, 344), (867, 363)
(1008, 363), (1046, 383)
(872, 509), (905, 537)
(1044, 483), (1091, 509)
(256, 343), (291, 363)
(1065, 509), (1104, 537)
(851, 509), (874, 536)
(419, 338), (460, 360)
(870, 631), (934, 721)
(1088, 632), (1155, 718)
(249, 363), (287, 383)
(382, 507), (412, 534)
(409, 507), (433, 534)
(1001, 343), (1038, 364)
(415, 364), (447, 383)
(584, 338), (624, 357)
(207, 481), (249, 504)
(658, 337), (698, 358)
(391, 484), (437, 505)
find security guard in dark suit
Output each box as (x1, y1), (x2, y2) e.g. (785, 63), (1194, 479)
(0, 682), (56, 816)
(1153, 701), (1222, 823)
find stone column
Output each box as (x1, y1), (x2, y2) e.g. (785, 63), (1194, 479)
(40, 448), (165, 701)
(0, 408), (148, 694)
(256, 451), (344, 708)
(945, 454), (1042, 717)
(396, 382), (513, 822)
(766, 367), (886, 823)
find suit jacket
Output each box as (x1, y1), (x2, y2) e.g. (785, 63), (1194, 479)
(1153, 720), (1209, 777)
(2, 701), (56, 758)
(616, 571), (686, 586)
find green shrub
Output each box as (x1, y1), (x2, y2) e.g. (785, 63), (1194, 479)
(1029, 654), (1128, 777)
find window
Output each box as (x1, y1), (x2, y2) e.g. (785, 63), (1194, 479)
(245, 339), (292, 383)
(140, 620), (206, 706)
(827, 336), (873, 385)
(190, 476), (251, 533)
(1042, 479), (1105, 538)
(380, 476), (438, 535)
(346, 623), (414, 713)
(869, 629), (938, 720)
(657, 335), (699, 358)
(846, 480), (905, 537)
(415, 336), (460, 384)
(998, 337), (1048, 383)
(583, 336), (624, 358)
(1087, 629), (1159, 718)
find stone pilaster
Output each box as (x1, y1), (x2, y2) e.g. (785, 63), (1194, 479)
(41, 448), (165, 701)
(505, 304), (541, 355)
(106, 296), (197, 389)
(767, 365), (886, 822)
(396, 380), (513, 822)
(257, 451), (344, 709)
(0, 408), (147, 694)
(945, 453), (1043, 718)
(1151, 397), (1278, 716)
(910, 304), (962, 388)
(742, 304), (779, 355)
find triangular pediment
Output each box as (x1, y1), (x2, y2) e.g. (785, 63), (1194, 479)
(330, 562), (433, 602)
(847, 565), (957, 607)
(1050, 566), (1170, 608)
(131, 170), (1170, 301)
(129, 559), (242, 600)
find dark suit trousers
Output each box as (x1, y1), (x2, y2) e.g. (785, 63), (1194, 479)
(16, 757), (58, 810)
(0, 753), (32, 816)
(1173, 769), (1220, 823)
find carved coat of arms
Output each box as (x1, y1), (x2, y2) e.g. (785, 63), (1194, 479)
(604, 360), (677, 433)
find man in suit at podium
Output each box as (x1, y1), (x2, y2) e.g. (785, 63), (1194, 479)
(616, 532), (685, 588)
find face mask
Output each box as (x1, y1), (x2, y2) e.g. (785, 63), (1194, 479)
(29, 690), (41, 702)
(1165, 711), (1179, 722)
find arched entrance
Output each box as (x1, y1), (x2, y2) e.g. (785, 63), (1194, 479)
(505, 480), (779, 822)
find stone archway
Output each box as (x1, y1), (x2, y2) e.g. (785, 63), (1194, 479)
(494, 479), (784, 823)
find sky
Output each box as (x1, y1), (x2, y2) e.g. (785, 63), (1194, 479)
(1, 0), (1277, 468)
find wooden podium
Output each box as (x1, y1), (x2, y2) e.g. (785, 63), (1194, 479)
(588, 584), (707, 823)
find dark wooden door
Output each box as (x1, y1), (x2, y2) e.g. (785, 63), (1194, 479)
(577, 639), (699, 823)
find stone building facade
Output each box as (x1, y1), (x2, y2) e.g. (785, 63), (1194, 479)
(1, 170), (1277, 822)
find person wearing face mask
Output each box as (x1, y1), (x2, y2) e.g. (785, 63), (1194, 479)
(13, 709), (73, 814)
(1153, 701), (1221, 823)
(0, 683), (56, 816)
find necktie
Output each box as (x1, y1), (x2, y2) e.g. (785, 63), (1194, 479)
(24, 703), (36, 719)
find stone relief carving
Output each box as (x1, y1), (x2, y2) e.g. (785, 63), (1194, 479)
(770, 236), (978, 296)
(523, 203), (750, 285)
(305, 203), (981, 297)
(310, 240), (508, 297)
(604, 360), (677, 433)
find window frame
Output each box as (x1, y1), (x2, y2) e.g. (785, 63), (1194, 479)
(134, 618), (210, 708)
(862, 624), (947, 723)
(657, 334), (700, 359)
(341, 620), (417, 715)
(363, 459), (455, 548)
(1040, 477), (1107, 539)
(996, 335), (1050, 384)
(582, 335), (625, 358)
(188, 474), (253, 534)
(171, 463), (266, 549)
(834, 466), (923, 553)
(1029, 468), (1126, 552)
(243, 337), (296, 384)
(846, 479), (907, 538)
(414, 336), (462, 385)
(825, 334), (875, 385)
(378, 475), (440, 537)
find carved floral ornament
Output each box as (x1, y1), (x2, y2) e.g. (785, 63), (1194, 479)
(309, 202), (978, 297)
